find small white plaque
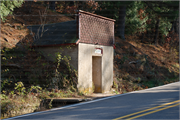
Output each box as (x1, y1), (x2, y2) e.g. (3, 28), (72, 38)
(95, 49), (101, 54)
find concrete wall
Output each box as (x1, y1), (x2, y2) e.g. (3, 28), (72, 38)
(35, 45), (78, 70)
(35, 43), (113, 94)
(78, 43), (113, 94)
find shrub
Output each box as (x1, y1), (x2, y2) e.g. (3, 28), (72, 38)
(0, 0), (24, 21)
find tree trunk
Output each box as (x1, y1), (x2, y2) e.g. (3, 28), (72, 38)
(141, 33), (144, 43)
(69, 1), (75, 6)
(25, 1), (32, 14)
(117, 6), (126, 40)
(49, 1), (56, 11)
(154, 18), (160, 45)
(170, 18), (179, 33)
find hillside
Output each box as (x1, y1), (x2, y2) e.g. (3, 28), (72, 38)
(114, 36), (179, 93)
(1, 2), (74, 49)
(1, 2), (179, 119)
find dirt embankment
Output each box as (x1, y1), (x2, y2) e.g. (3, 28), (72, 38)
(1, 1), (179, 93)
(1, 2), (179, 119)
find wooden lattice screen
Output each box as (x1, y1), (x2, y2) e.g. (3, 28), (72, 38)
(78, 10), (115, 46)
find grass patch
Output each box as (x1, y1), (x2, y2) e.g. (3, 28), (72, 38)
(142, 76), (179, 89)
(0, 81), (85, 119)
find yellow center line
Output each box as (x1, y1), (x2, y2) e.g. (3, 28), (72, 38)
(113, 100), (180, 120)
(128, 103), (180, 120)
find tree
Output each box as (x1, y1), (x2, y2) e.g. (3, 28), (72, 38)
(125, 1), (148, 36)
(96, 1), (178, 44)
(49, 1), (55, 11)
(144, 1), (179, 45)
(0, 0), (24, 22)
(95, 1), (134, 40)
(117, 5), (126, 40)
(163, 1), (179, 34)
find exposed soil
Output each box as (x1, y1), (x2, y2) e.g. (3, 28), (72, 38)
(1, 2), (179, 119)
(1, 1), (179, 89)
(1, 1), (179, 90)
(1, 2), (74, 49)
(113, 36), (179, 93)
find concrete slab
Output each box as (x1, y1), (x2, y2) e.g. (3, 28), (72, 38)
(46, 93), (116, 106)
(47, 98), (84, 103)
(86, 93), (116, 100)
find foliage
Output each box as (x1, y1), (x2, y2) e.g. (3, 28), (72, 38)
(0, 0), (24, 21)
(29, 85), (42, 93)
(1, 2), (179, 118)
(158, 18), (172, 37)
(1, 79), (10, 91)
(125, 1), (175, 38)
(1, 99), (13, 115)
(75, 1), (99, 13)
(1, 79), (83, 119)
(0, 94), (8, 100)
(53, 51), (77, 90)
(142, 1), (179, 42)
(145, 1), (179, 21)
(95, 1), (118, 20)
(95, 1), (178, 44)
(14, 82), (26, 95)
(95, 1), (133, 20)
(1, 92), (40, 119)
(145, 3), (169, 35)
(125, 1), (148, 35)
(56, 1), (99, 14)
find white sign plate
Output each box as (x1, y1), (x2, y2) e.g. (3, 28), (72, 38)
(95, 49), (102, 54)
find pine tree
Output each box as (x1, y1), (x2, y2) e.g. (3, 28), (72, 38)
(144, 1), (178, 45)
(125, 1), (148, 35)
(0, 0), (24, 22)
(95, 1), (133, 40)
(96, 1), (178, 43)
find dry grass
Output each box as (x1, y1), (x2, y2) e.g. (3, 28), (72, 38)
(1, 94), (40, 119)
(1, 87), (86, 119)
(1, 1), (179, 119)
(114, 36), (179, 91)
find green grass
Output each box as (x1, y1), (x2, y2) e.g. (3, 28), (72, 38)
(142, 76), (179, 89)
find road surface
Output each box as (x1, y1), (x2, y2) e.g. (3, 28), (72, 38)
(4, 82), (179, 120)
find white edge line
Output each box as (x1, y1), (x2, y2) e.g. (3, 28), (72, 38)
(3, 81), (179, 120)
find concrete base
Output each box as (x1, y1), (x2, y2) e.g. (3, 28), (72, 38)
(46, 93), (116, 107)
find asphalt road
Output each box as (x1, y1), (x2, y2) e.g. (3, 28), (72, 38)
(5, 82), (179, 120)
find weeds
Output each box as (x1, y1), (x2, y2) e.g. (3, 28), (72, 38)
(0, 80), (82, 119)
(29, 85), (42, 93)
(53, 51), (77, 90)
(1, 3), (179, 119)
(14, 82), (26, 95)
(167, 48), (179, 62)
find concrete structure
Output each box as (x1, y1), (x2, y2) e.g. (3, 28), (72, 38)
(78, 43), (113, 93)
(28, 10), (115, 93)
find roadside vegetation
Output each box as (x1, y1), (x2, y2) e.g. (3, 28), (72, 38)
(1, 1), (179, 119)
